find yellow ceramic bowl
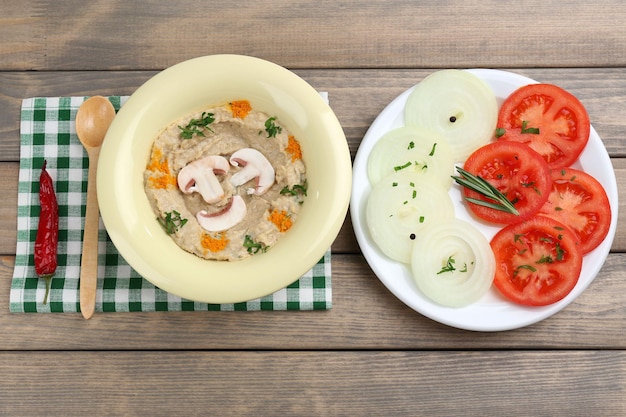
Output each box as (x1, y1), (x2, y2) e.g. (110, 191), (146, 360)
(98, 55), (351, 303)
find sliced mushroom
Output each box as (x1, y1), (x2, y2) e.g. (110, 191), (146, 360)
(196, 195), (247, 232)
(229, 148), (275, 195)
(177, 155), (229, 204)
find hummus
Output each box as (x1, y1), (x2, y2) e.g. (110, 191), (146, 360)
(144, 100), (306, 261)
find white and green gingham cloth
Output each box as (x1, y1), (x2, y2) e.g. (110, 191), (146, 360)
(10, 96), (332, 313)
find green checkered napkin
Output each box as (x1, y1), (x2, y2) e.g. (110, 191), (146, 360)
(10, 96), (332, 313)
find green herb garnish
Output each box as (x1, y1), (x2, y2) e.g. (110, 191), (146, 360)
(243, 235), (268, 254)
(178, 112), (215, 139)
(495, 127), (507, 138)
(429, 143), (437, 156)
(264, 117), (282, 138)
(521, 120), (540, 134)
(394, 161), (412, 171)
(452, 166), (520, 215)
(514, 264), (537, 276)
(157, 210), (188, 234)
(536, 254), (553, 264)
(437, 256), (457, 275)
(280, 180), (308, 201)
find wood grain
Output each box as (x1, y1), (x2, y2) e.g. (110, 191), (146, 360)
(2, 69), (626, 162)
(1, 252), (625, 351)
(0, 350), (625, 416)
(2, 0), (626, 70)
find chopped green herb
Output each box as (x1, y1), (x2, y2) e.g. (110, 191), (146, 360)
(157, 210), (188, 234)
(429, 143), (437, 156)
(264, 117), (282, 138)
(243, 235), (268, 254)
(437, 256), (456, 275)
(555, 207), (563, 211)
(408, 141), (415, 150)
(419, 216), (425, 223)
(280, 181), (308, 204)
(556, 244), (565, 261)
(514, 264), (537, 276)
(412, 190), (417, 199)
(521, 120), (540, 134)
(394, 161), (412, 171)
(392, 182), (398, 187)
(178, 112), (215, 139)
(495, 127), (507, 138)
(537, 254), (553, 264)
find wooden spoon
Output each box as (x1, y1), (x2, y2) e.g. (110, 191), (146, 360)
(75, 96), (116, 319)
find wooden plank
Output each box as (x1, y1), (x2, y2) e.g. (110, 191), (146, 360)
(2, 69), (626, 163)
(0, 350), (624, 416)
(1, 253), (625, 351)
(2, 0), (626, 70)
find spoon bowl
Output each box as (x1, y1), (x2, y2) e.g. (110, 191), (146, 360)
(75, 96), (116, 319)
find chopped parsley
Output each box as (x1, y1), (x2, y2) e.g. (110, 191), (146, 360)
(437, 256), (457, 275)
(394, 161), (412, 171)
(243, 235), (268, 254)
(280, 181), (308, 203)
(157, 210), (188, 234)
(521, 120), (540, 135)
(263, 117), (282, 138)
(178, 112), (215, 139)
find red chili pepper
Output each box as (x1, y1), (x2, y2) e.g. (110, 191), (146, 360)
(34, 160), (58, 305)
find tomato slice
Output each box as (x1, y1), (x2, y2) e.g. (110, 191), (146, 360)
(539, 168), (611, 254)
(496, 83), (590, 170)
(462, 141), (551, 224)
(491, 215), (582, 306)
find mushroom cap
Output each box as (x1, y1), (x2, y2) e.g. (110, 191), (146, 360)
(196, 195), (247, 232)
(177, 155), (229, 203)
(230, 148), (275, 195)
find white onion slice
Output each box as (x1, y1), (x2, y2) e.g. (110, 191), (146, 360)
(366, 171), (455, 264)
(404, 69), (498, 162)
(411, 219), (495, 307)
(367, 126), (455, 188)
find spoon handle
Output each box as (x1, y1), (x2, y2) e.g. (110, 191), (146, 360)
(79, 148), (101, 319)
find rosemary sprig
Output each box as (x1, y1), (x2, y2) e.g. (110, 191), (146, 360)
(452, 166), (519, 215)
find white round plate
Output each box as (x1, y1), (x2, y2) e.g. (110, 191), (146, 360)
(351, 69), (618, 331)
(98, 55), (351, 304)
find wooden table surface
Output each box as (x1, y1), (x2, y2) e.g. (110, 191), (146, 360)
(2, 1), (625, 415)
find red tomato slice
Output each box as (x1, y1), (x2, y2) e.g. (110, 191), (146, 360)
(462, 141), (551, 224)
(491, 215), (582, 306)
(496, 83), (590, 170)
(539, 168), (611, 254)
